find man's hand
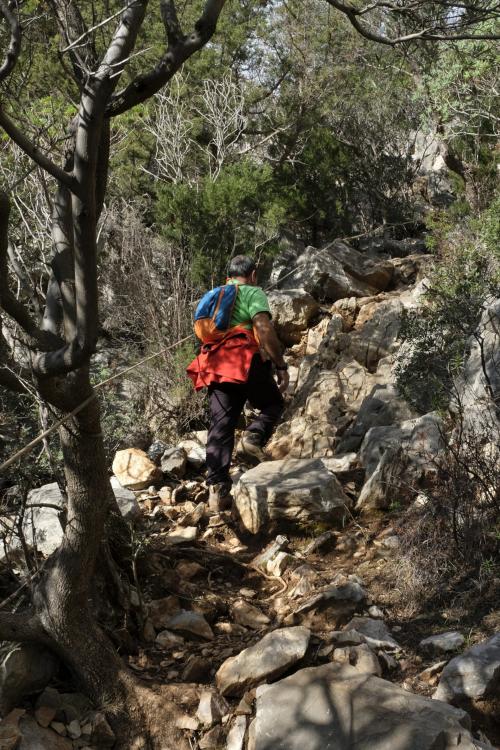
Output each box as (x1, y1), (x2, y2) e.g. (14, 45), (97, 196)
(276, 368), (290, 394)
(252, 313), (289, 392)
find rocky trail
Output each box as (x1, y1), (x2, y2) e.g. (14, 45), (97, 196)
(0, 238), (499, 749)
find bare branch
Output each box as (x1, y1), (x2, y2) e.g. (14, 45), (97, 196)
(107, 0), (228, 117)
(0, 191), (62, 351)
(0, 0), (21, 83)
(0, 107), (80, 193)
(60, 0), (139, 54)
(324, 0), (500, 44)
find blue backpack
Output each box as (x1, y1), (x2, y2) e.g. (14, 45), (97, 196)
(194, 284), (245, 343)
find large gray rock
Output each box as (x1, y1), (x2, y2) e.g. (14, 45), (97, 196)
(267, 289), (320, 346)
(434, 633), (500, 704)
(420, 632), (465, 655)
(234, 459), (352, 534)
(216, 626), (310, 697)
(338, 385), (415, 453)
(343, 617), (401, 651)
(356, 413), (445, 511)
(0, 644), (58, 714)
(272, 241), (393, 302)
(12, 479), (141, 558)
(459, 299), (500, 438)
(253, 663), (475, 750)
(349, 298), (403, 372)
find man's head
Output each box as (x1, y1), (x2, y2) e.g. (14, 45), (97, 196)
(227, 255), (257, 285)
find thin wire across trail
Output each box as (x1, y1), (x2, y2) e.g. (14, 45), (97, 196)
(0, 335), (192, 474)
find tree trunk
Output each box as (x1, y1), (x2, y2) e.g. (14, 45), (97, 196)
(27, 372), (187, 748)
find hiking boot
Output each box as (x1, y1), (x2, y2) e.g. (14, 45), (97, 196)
(238, 430), (267, 463)
(208, 481), (232, 512)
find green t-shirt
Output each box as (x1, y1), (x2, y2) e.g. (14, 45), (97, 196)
(227, 279), (271, 330)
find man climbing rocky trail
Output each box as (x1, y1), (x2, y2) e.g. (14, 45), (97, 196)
(0, 237), (498, 750)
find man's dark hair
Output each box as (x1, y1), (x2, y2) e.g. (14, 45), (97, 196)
(227, 255), (256, 279)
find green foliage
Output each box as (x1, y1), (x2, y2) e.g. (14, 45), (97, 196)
(395, 203), (500, 412)
(155, 159), (282, 286)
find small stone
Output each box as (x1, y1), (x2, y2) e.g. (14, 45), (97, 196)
(158, 486), (173, 504)
(216, 627), (310, 697)
(167, 526), (198, 544)
(180, 502), (205, 527)
(318, 644), (334, 658)
(196, 691), (230, 727)
(161, 447), (187, 478)
(419, 632), (465, 655)
(166, 611), (214, 640)
(239, 588), (257, 598)
(368, 605), (384, 619)
(231, 600), (270, 630)
(156, 629), (185, 648)
(344, 617), (400, 651)
(35, 706), (57, 728)
(67, 720), (81, 739)
(214, 622), (248, 636)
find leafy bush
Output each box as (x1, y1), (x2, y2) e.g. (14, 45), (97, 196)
(395, 202), (500, 412)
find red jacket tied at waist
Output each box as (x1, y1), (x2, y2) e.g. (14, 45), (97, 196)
(186, 329), (260, 390)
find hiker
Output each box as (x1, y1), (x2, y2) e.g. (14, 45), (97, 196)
(187, 255), (289, 511)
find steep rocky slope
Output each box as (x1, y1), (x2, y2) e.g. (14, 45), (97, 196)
(0, 238), (498, 750)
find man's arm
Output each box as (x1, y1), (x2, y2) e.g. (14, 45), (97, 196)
(252, 312), (289, 393)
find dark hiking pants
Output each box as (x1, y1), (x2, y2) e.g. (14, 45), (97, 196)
(206, 355), (284, 486)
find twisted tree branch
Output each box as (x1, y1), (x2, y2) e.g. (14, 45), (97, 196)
(107, 0), (227, 117)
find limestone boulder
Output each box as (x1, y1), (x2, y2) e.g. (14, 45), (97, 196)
(234, 459), (352, 534)
(349, 298), (403, 372)
(338, 385), (415, 453)
(459, 298), (500, 438)
(253, 663), (476, 750)
(273, 241), (393, 302)
(2, 479), (140, 560)
(434, 633), (500, 704)
(216, 627), (310, 697)
(356, 413), (445, 511)
(267, 289), (320, 346)
(112, 447), (162, 490)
